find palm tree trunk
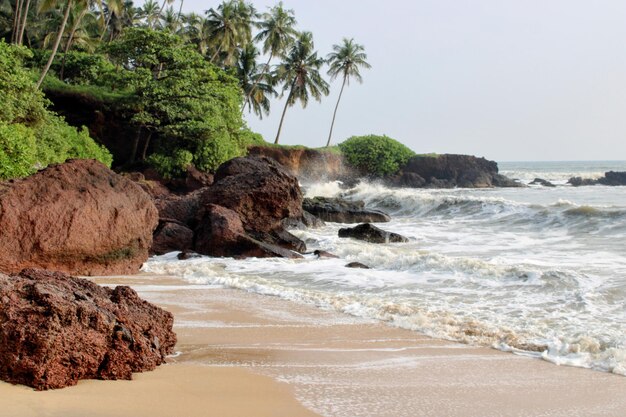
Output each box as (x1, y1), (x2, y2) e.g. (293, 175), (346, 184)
(274, 83), (295, 144)
(326, 75), (347, 147)
(210, 44), (222, 63)
(12, 0), (23, 44)
(154, 0), (168, 28)
(60, 9), (86, 80)
(36, 0), (73, 90)
(176, 0), (184, 24)
(17, 0), (31, 45)
(241, 53), (272, 115)
(99, 11), (113, 41)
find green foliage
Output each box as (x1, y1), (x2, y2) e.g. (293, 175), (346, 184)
(338, 134), (416, 176)
(107, 28), (251, 174)
(0, 41), (112, 180)
(147, 149), (193, 179)
(239, 127), (266, 146)
(30, 50), (117, 86)
(0, 122), (37, 179)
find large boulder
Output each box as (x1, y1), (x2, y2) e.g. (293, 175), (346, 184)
(599, 171), (626, 186)
(0, 159), (158, 276)
(303, 197), (390, 223)
(151, 220), (194, 255)
(203, 156), (303, 233)
(194, 204), (302, 259)
(0, 269), (176, 390)
(338, 223), (409, 244)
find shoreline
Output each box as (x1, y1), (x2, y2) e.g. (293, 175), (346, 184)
(3, 273), (624, 417)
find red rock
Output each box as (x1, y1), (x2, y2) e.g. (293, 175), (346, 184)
(0, 159), (158, 276)
(203, 156), (303, 233)
(194, 204), (302, 259)
(152, 221), (194, 255)
(0, 269), (176, 390)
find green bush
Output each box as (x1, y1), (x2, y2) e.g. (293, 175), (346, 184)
(147, 149), (193, 179)
(338, 134), (416, 176)
(0, 122), (37, 179)
(0, 41), (112, 179)
(30, 50), (117, 86)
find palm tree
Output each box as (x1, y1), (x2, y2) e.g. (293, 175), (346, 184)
(141, 0), (160, 29)
(36, 0), (74, 88)
(273, 31), (329, 144)
(325, 38), (370, 147)
(236, 43), (275, 119)
(244, 1), (296, 113)
(204, 0), (257, 67)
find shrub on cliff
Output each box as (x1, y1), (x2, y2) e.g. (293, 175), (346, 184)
(106, 28), (258, 177)
(338, 134), (415, 176)
(0, 41), (112, 180)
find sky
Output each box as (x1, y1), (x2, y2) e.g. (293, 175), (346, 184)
(175, 0), (626, 161)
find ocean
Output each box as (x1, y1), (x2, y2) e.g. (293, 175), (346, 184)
(143, 161), (626, 376)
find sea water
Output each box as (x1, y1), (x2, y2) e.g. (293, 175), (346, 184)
(144, 161), (626, 376)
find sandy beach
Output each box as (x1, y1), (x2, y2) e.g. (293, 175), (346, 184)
(1, 273), (625, 417)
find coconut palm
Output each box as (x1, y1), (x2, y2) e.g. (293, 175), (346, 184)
(36, 0), (74, 88)
(273, 31), (329, 144)
(204, 0), (257, 67)
(325, 38), (370, 147)
(236, 43), (275, 119)
(244, 1), (296, 113)
(141, 0), (160, 29)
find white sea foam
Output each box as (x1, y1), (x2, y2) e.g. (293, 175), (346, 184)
(143, 162), (626, 376)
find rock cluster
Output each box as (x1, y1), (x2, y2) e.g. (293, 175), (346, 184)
(152, 156), (306, 259)
(0, 269), (176, 390)
(568, 171), (626, 186)
(0, 159), (158, 276)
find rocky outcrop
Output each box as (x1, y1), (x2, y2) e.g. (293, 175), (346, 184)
(0, 269), (176, 390)
(151, 156), (306, 259)
(345, 262), (370, 269)
(203, 156), (303, 233)
(303, 197), (390, 223)
(338, 223), (409, 244)
(530, 178), (556, 187)
(390, 154), (521, 188)
(0, 159), (158, 276)
(568, 171), (626, 187)
(247, 145), (350, 183)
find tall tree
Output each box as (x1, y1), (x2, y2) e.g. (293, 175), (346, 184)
(204, 0), (256, 67)
(273, 31), (329, 144)
(325, 37), (370, 147)
(141, 0), (160, 29)
(236, 43), (274, 118)
(244, 1), (296, 113)
(36, 0), (74, 88)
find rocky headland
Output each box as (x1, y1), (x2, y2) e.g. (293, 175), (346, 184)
(568, 171), (626, 186)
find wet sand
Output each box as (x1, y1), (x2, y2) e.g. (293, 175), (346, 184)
(2, 273), (625, 417)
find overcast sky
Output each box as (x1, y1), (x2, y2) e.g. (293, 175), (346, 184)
(175, 0), (626, 161)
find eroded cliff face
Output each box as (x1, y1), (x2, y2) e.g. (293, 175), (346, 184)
(247, 146), (350, 183)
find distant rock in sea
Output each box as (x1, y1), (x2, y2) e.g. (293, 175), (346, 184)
(568, 171), (626, 186)
(338, 223), (409, 244)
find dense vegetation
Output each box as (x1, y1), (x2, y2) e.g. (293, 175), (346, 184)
(339, 135), (416, 176)
(0, 0), (372, 179)
(0, 41), (111, 180)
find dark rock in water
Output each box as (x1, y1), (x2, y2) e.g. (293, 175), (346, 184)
(530, 178), (556, 187)
(0, 159), (158, 276)
(177, 250), (202, 260)
(393, 154), (522, 188)
(598, 171), (626, 186)
(281, 211), (326, 230)
(194, 204), (302, 259)
(314, 250), (339, 259)
(250, 228), (307, 253)
(338, 223), (409, 244)
(0, 269), (176, 390)
(203, 156), (303, 233)
(303, 197), (390, 224)
(568, 176), (598, 186)
(345, 262), (370, 269)
(152, 220), (194, 255)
